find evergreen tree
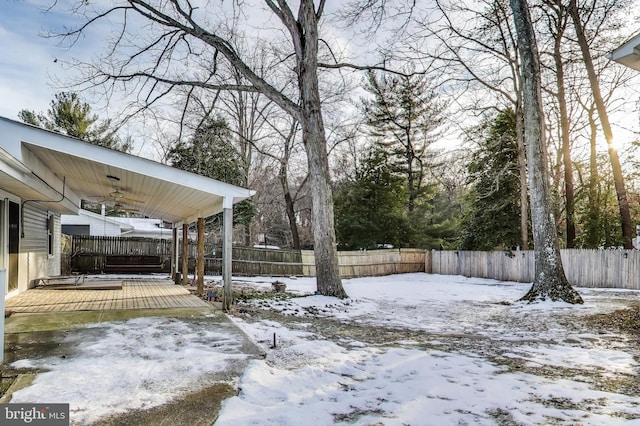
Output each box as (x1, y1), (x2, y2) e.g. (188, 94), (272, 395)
(356, 70), (457, 249)
(167, 117), (255, 228)
(362, 70), (446, 213)
(334, 147), (408, 250)
(462, 109), (524, 250)
(18, 92), (131, 152)
(411, 189), (461, 249)
(574, 155), (627, 248)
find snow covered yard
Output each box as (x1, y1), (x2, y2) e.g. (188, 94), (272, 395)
(5, 273), (640, 425)
(217, 273), (640, 425)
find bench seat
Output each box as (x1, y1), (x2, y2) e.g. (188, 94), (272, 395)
(103, 255), (164, 273)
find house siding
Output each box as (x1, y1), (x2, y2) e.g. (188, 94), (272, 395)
(21, 203), (60, 290)
(89, 219), (122, 236)
(61, 213), (124, 236)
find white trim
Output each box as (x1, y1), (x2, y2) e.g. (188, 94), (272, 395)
(609, 31), (640, 71)
(0, 147), (31, 174)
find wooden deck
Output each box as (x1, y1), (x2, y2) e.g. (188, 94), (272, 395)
(5, 279), (210, 313)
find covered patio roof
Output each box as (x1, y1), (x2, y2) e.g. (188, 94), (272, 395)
(608, 32), (640, 71)
(0, 116), (254, 225)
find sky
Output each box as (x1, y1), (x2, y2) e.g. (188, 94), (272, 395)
(0, 1), (178, 160)
(2, 0), (640, 163)
(0, 1), (361, 162)
(8, 273), (640, 425)
(0, 1), (83, 120)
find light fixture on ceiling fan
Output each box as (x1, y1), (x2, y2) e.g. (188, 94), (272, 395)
(110, 188), (125, 199)
(98, 186), (145, 205)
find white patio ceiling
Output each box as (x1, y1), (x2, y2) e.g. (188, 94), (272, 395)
(2, 118), (254, 226)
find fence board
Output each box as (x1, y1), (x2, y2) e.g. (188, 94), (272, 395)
(431, 249), (640, 290)
(68, 237), (639, 290)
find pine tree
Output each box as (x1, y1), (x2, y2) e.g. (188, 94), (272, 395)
(334, 147), (408, 250)
(18, 92), (131, 152)
(357, 70), (458, 249)
(167, 117), (255, 228)
(462, 109), (525, 250)
(362, 71), (446, 213)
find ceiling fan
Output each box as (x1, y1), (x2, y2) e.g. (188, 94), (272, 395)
(111, 201), (139, 213)
(94, 186), (145, 205)
(85, 186), (145, 214)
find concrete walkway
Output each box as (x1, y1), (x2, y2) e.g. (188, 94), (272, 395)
(1, 279), (263, 425)
(5, 278), (209, 313)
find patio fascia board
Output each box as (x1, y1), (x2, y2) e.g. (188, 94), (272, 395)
(0, 147), (79, 214)
(608, 31), (640, 71)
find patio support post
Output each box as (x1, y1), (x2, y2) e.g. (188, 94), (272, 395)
(222, 198), (233, 311)
(182, 223), (188, 286)
(0, 269), (5, 364)
(197, 217), (204, 296)
(171, 227), (177, 281)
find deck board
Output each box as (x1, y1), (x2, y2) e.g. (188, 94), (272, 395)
(5, 279), (210, 313)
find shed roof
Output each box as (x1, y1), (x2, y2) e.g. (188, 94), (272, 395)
(0, 117), (254, 225)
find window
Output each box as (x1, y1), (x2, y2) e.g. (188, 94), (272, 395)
(61, 225), (90, 236)
(47, 213), (54, 257)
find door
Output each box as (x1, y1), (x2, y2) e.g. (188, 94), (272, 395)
(8, 201), (19, 292)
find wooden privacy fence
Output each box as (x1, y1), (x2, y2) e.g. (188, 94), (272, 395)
(71, 236), (173, 273)
(302, 249), (427, 278)
(67, 235), (426, 277)
(430, 249), (640, 290)
(67, 236), (640, 289)
(200, 247), (304, 276)
(194, 248), (425, 277)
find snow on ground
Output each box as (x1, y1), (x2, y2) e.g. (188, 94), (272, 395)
(7, 273), (640, 425)
(217, 273), (640, 425)
(10, 317), (250, 425)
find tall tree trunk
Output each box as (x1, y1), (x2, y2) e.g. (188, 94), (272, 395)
(552, 18), (576, 248)
(279, 160), (301, 250)
(57, 0), (347, 297)
(515, 100), (529, 249)
(586, 105), (600, 247)
(511, 0), (583, 304)
(297, 1), (347, 298)
(568, 0), (633, 249)
(236, 89), (253, 247)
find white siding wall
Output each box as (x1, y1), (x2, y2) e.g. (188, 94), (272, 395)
(89, 218), (122, 236)
(21, 203), (60, 290)
(61, 214), (122, 236)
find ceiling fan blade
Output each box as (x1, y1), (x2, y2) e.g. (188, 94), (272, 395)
(121, 197), (145, 204)
(112, 202), (139, 213)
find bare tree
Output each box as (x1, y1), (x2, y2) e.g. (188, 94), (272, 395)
(246, 114), (307, 249)
(414, 0), (531, 249)
(567, 0), (634, 249)
(540, 0), (577, 247)
(510, 0), (582, 303)
(57, 0), (347, 298)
